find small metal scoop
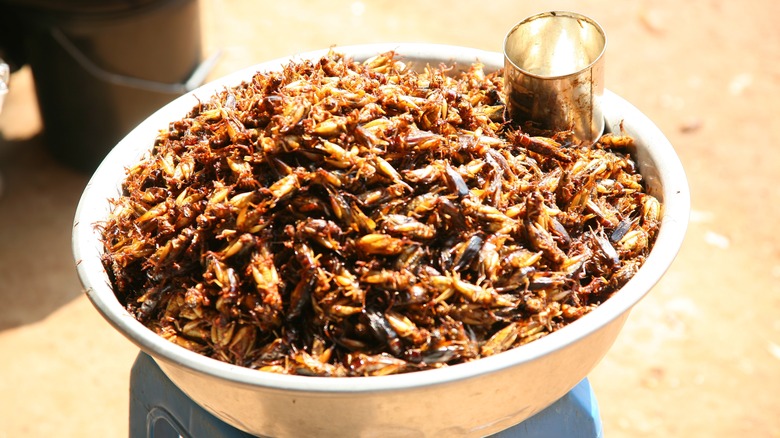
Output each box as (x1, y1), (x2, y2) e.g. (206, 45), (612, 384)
(503, 11), (607, 143)
(0, 58), (9, 115)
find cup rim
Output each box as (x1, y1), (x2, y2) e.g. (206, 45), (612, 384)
(503, 10), (608, 80)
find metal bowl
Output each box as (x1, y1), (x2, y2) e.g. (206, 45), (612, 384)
(73, 43), (689, 437)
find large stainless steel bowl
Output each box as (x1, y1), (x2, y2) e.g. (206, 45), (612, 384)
(73, 43), (690, 437)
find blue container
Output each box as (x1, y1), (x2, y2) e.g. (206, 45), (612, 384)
(130, 353), (603, 438)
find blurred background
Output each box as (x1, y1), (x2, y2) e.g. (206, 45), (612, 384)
(0, 0), (778, 436)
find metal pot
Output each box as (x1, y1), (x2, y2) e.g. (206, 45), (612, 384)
(73, 43), (690, 437)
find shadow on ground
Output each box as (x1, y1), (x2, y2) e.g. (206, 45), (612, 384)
(0, 132), (90, 330)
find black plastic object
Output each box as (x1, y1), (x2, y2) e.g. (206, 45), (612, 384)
(1, 0), (160, 16)
(13, 0), (206, 172)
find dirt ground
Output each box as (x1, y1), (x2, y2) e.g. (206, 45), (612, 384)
(0, 0), (778, 436)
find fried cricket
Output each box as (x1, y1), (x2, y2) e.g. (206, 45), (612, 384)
(100, 51), (660, 377)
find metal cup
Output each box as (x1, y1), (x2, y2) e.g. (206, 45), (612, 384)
(503, 11), (606, 143)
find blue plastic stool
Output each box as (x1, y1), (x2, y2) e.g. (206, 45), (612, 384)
(130, 352), (602, 437)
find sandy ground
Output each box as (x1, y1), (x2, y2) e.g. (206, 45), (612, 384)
(1, 0), (779, 436)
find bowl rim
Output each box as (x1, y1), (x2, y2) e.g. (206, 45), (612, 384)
(73, 42), (690, 394)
